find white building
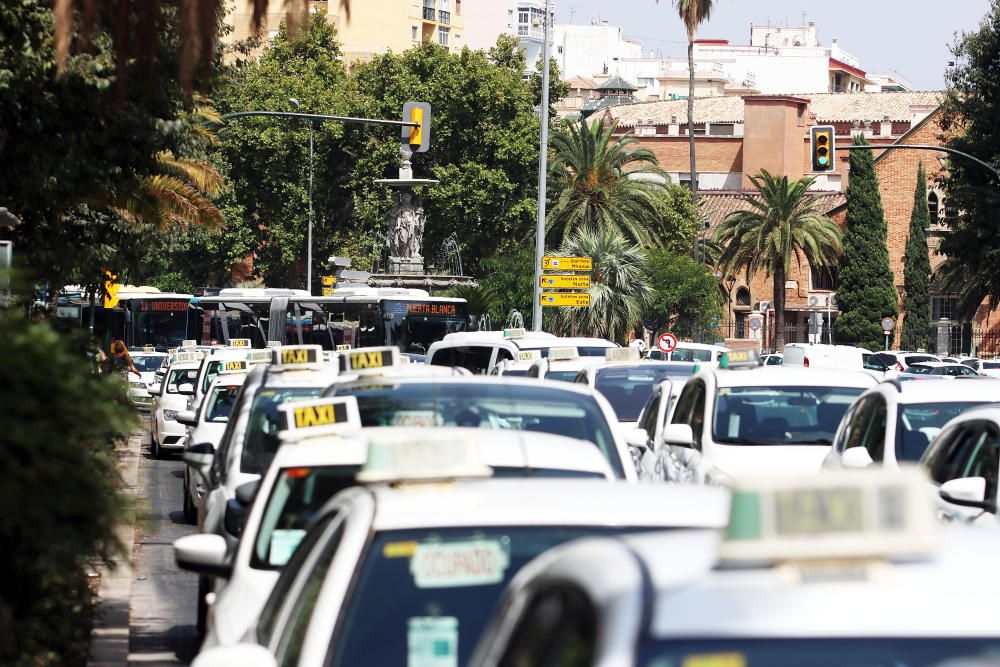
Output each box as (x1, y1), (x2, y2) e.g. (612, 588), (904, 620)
(462, 0), (554, 72)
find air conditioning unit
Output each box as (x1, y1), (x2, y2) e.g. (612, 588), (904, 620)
(807, 295), (823, 308)
(829, 292), (838, 308)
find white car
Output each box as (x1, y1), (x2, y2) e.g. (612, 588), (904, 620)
(783, 343), (889, 377)
(186, 447), (729, 667)
(920, 405), (1000, 524)
(182, 421), (616, 649)
(647, 341), (729, 364)
(573, 358), (697, 428)
(127, 352), (168, 409)
(426, 328), (617, 375)
(470, 469), (1000, 667)
(150, 355), (202, 458)
(525, 346), (602, 382)
(189, 347), (268, 412)
(902, 361), (981, 378)
(660, 359), (876, 483)
(979, 359), (1000, 377)
(823, 378), (1000, 470)
(877, 350), (941, 372)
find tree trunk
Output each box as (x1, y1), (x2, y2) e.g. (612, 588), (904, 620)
(773, 264), (786, 350)
(686, 38), (698, 203)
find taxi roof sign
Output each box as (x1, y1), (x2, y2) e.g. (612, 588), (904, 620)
(171, 351), (202, 364)
(720, 468), (938, 565)
(517, 350), (541, 362)
(180, 340), (197, 349)
(605, 347), (640, 362)
(277, 396), (362, 441)
(336, 344), (352, 351)
(270, 345), (325, 370)
(143, 345), (155, 352)
(356, 433), (492, 484)
(219, 360), (248, 374)
(503, 328), (526, 339)
(339, 346), (400, 374)
(228, 338), (251, 348)
(719, 349), (761, 369)
(546, 347), (579, 361)
(246, 349), (272, 364)
(267, 341), (282, 348)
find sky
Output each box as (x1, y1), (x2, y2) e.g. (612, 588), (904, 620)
(552, 0), (993, 90)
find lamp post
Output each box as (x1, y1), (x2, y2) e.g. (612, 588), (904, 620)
(724, 274), (737, 336)
(531, 0), (552, 332)
(289, 98), (314, 294)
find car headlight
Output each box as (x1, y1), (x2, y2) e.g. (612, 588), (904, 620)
(130, 382), (147, 389)
(163, 409), (178, 421)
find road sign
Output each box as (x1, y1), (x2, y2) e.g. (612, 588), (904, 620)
(539, 275), (591, 289)
(322, 286), (335, 296)
(321, 275), (335, 287)
(540, 292), (591, 307)
(542, 256), (592, 272)
(881, 317), (895, 332)
(657, 333), (678, 353)
(749, 317), (762, 331)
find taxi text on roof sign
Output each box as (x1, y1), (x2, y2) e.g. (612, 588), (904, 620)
(270, 345), (322, 367)
(228, 338), (251, 348)
(336, 344), (352, 351)
(517, 350), (540, 362)
(339, 346), (399, 373)
(503, 328), (526, 339)
(356, 433), (492, 484)
(542, 256), (592, 272)
(719, 349), (760, 369)
(277, 396), (362, 441)
(246, 350), (272, 364)
(605, 347), (640, 362)
(222, 360), (248, 373)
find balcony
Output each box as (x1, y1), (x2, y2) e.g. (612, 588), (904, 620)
(422, 6), (435, 20)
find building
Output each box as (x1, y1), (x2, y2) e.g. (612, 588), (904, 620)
(579, 76), (639, 118)
(461, 0), (554, 72)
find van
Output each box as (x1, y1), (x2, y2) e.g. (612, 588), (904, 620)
(782, 343), (888, 377)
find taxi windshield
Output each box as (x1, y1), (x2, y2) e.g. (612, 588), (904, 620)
(896, 402), (989, 461)
(329, 382), (624, 478)
(639, 638), (1000, 667)
(132, 355), (166, 373)
(596, 366), (694, 421)
(241, 386), (324, 475)
(713, 386), (863, 446)
(330, 526), (658, 666)
(206, 384), (242, 423)
(671, 347), (715, 362)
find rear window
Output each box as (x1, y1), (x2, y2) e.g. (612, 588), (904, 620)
(905, 355), (937, 366)
(905, 364), (933, 375)
(430, 346), (494, 375)
(671, 347), (713, 362)
(595, 366), (693, 422)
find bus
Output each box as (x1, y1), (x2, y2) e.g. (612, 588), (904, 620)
(187, 287), (470, 355)
(56, 286), (196, 351)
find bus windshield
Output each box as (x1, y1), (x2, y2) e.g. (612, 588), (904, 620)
(382, 300), (467, 355)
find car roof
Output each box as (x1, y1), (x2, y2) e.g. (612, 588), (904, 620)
(368, 479), (729, 531)
(437, 331), (557, 345)
(674, 342), (729, 351)
(332, 374), (604, 398)
(518, 337), (617, 350)
(207, 372), (248, 388)
(166, 361), (200, 371)
(269, 427), (614, 477)
(710, 367), (877, 389)
(876, 379), (1000, 401)
(597, 361), (697, 373)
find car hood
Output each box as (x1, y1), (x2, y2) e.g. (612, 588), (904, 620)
(209, 568), (280, 648)
(711, 443), (828, 478)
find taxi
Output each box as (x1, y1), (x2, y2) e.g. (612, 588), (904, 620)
(489, 349), (544, 377)
(658, 350), (876, 484)
(187, 342), (265, 412)
(470, 468), (1000, 666)
(426, 328), (617, 375)
(526, 346), (602, 382)
(177, 398), (617, 649)
(150, 351), (204, 458)
(188, 439), (729, 667)
(127, 348), (169, 409)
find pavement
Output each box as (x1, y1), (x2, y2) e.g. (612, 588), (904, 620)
(88, 416), (200, 666)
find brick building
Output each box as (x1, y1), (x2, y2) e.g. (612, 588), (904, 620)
(598, 91), (991, 353)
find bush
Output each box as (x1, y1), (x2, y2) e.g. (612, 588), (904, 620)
(0, 311), (136, 665)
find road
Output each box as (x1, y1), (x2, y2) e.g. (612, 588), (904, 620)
(127, 418), (200, 666)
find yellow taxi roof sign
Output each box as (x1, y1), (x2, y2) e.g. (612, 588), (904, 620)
(143, 345), (155, 352)
(278, 396), (362, 441)
(356, 433), (492, 484)
(171, 351), (202, 364)
(180, 340), (197, 349)
(339, 346), (400, 374)
(719, 349), (760, 369)
(220, 360), (248, 374)
(228, 338), (251, 348)
(246, 350), (272, 364)
(517, 350), (541, 362)
(336, 344), (352, 351)
(270, 344), (325, 370)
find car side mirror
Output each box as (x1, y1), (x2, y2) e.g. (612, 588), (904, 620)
(192, 644), (277, 667)
(661, 423), (695, 449)
(939, 476), (995, 512)
(177, 383), (195, 396)
(841, 446), (873, 468)
(183, 442), (215, 483)
(173, 534), (231, 579)
(235, 480), (260, 507)
(624, 428), (649, 452)
(176, 410), (198, 427)
(148, 383), (163, 396)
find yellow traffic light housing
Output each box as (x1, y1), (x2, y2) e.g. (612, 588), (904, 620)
(810, 125), (835, 172)
(103, 269), (121, 309)
(401, 101), (431, 153)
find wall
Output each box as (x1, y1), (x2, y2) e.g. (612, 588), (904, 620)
(554, 24), (643, 80)
(463, 0), (514, 50)
(741, 96), (808, 187)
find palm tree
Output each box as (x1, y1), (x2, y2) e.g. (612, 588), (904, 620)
(444, 284), (501, 330)
(550, 228), (652, 344)
(713, 170), (843, 349)
(548, 120), (667, 246)
(658, 0), (714, 202)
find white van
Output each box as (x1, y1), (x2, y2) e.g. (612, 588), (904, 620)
(782, 343), (888, 377)
(647, 342), (729, 365)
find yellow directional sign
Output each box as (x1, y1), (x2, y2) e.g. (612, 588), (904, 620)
(540, 275), (591, 289)
(542, 256), (592, 272)
(322, 286), (335, 296)
(540, 292), (591, 307)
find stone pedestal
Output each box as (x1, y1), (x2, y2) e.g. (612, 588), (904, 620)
(388, 256), (425, 275)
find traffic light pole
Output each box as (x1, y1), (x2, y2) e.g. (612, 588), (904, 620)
(838, 144), (999, 179)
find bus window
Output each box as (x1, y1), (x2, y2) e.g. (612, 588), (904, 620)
(382, 300), (468, 355)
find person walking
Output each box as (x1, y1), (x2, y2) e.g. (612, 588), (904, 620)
(109, 337), (140, 377)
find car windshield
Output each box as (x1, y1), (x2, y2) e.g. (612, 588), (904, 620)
(329, 526), (659, 666)
(713, 386), (864, 445)
(671, 347), (715, 362)
(896, 402), (989, 461)
(206, 383), (242, 423)
(166, 368), (197, 393)
(330, 382), (624, 478)
(765, 355), (783, 365)
(595, 366), (693, 421)
(905, 355), (937, 365)
(252, 465), (359, 570)
(241, 386), (324, 475)
(133, 355), (166, 372)
(638, 638), (1000, 667)
(905, 364), (933, 375)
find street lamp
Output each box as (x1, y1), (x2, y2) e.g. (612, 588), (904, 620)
(289, 97), (314, 294)
(531, 0), (552, 332)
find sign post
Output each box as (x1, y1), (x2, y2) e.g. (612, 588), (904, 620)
(881, 317), (895, 351)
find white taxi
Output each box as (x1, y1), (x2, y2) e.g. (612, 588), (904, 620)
(526, 346), (602, 382)
(659, 351), (876, 483)
(470, 469), (1000, 667)
(127, 349), (168, 409)
(426, 328), (617, 375)
(150, 351), (203, 458)
(188, 439), (729, 667)
(178, 401), (616, 649)
(188, 344), (266, 412)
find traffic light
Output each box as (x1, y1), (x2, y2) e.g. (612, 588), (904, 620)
(103, 269), (121, 309)
(401, 101), (431, 153)
(810, 125), (835, 172)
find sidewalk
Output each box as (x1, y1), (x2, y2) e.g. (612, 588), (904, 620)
(88, 422), (145, 667)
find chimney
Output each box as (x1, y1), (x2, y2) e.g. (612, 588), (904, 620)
(880, 114), (892, 137)
(741, 95), (811, 188)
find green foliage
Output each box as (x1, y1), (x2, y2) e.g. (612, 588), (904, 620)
(648, 184), (701, 254)
(443, 284), (501, 317)
(713, 170), (842, 346)
(550, 228), (651, 343)
(547, 120), (668, 245)
(936, 2), (1000, 317)
(900, 163), (933, 350)
(477, 243), (536, 326)
(835, 137), (898, 350)
(645, 250), (723, 338)
(0, 311), (136, 664)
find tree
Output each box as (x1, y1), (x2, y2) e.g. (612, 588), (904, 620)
(936, 2), (1000, 318)
(646, 250), (723, 339)
(478, 243), (536, 327)
(713, 170), (842, 349)
(648, 183), (701, 254)
(900, 163), (933, 351)
(550, 228), (651, 343)
(835, 137), (898, 350)
(547, 120), (667, 245)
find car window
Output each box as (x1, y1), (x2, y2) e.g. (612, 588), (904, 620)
(925, 423), (999, 500)
(495, 348), (513, 363)
(671, 380), (706, 447)
(876, 352), (898, 368)
(241, 386), (324, 475)
(862, 353), (886, 371)
(839, 396), (887, 461)
(133, 355), (166, 372)
(896, 402), (989, 462)
(166, 368), (197, 393)
(596, 367), (689, 422)
(430, 346), (495, 375)
(713, 386), (864, 447)
(906, 364), (933, 375)
(671, 347), (713, 362)
(638, 391), (662, 440)
(498, 584), (597, 667)
(904, 355), (937, 366)
(545, 370), (582, 383)
(205, 383), (242, 422)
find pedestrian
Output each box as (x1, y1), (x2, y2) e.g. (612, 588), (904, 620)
(109, 336), (140, 377)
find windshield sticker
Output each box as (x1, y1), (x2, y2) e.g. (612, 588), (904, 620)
(390, 411), (441, 428)
(268, 529), (306, 566)
(407, 617), (458, 667)
(411, 539), (509, 589)
(384, 541), (419, 558)
(718, 388), (732, 395)
(682, 654), (746, 667)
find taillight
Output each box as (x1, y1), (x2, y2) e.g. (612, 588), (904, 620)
(896, 362), (904, 371)
(804, 357), (810, 367)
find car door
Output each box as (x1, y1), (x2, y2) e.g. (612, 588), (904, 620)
(832, 395), (887, 468)
(926, 421), (1000, 523)
(663, 380), (706, 482)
